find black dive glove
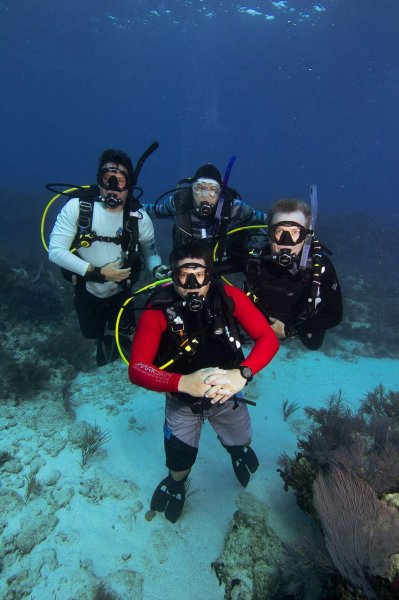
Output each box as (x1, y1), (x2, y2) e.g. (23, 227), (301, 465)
(85, 267), (106, 283)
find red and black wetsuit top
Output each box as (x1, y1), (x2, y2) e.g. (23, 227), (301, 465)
(129, 282), (279, 393)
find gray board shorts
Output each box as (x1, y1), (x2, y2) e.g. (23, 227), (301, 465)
(165, 393), (252, 448)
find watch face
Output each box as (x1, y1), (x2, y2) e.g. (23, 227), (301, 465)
(240, 366), (253, 381)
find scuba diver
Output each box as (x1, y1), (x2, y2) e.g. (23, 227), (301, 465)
(236, 195), (342, 350)
(129, 240), (279, 523)
(143, 162), (267, 262)
(48, 147), (168, 366)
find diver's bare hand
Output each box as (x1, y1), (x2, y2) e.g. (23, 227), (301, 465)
(204, 368), (247, 403)
(268, 318), (286, 338)
(101, 260), (131, 282)
(178, 367), (227, 398)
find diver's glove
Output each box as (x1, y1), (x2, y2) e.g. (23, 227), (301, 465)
(152, 264), (170, 280)
(85, 266), (106, 283)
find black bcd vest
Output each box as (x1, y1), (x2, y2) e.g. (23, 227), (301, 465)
(148, 282), (244, 374)
(61, 187), (141, 287)
(172, 188), (237, 261)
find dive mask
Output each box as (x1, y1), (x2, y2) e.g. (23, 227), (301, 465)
(192, 179), (221, 217)
(172, 262), (212, 289)
(98, 167), (130, 193)
(192, 180), (221, 198)
(269, 221), (308, 246)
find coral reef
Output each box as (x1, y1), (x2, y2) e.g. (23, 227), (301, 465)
(282, 399), (300, 421)
(36, 326), (95, 373)
(0, 257), (65, 325)
(360, 384), (399, 421)
(0, 357), (51, 403)
(78, 423), (112, 468)
(277, 390), (366, 514)
(282, 538), (334, 598)
(93, 582), (121, 600)
(212, 492), (283, 599)
(0, 254), (96, 408)
(24, 473), (42, 503)
(313, 464), (399, 599)
(0, 451), (12, 466)
(277, 385), (399, 599)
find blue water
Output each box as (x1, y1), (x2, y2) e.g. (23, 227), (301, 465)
(1, 3), (399, 599)
(1, 0), (399, 217)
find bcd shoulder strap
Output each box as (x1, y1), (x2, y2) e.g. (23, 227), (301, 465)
(121, 203), (141, 286)
(62, 191), (140, 285)
(173, 189), (194, 245)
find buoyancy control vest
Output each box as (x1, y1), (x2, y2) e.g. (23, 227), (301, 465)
(245, 240), (325, 324)
(148, 281), (244, 374)
(172, 187), (237, 260)
(61, 186), (141, 287)
(47, 141), (160, 288)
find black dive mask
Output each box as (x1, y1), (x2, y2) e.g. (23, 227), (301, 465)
(172, 262), (212, 289)
(196, 202), (216, 217)
(272, 248), (298, 268)
(269, 221), (307, 246)
(97, 167), (130, 193)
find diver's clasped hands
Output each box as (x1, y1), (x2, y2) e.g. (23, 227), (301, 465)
(178, 367), (247, 405)
(204, 368), (247, 403)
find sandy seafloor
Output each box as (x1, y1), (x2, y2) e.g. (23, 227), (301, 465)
(1, 343), (398, 599)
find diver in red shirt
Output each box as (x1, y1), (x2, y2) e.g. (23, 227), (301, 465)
(129, 240), (279, 523)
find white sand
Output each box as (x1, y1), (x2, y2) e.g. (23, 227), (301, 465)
(1, 345), (398, 599)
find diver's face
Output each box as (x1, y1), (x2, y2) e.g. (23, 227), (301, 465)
(271, 225), (306, 255)
(269, 211), (308, 256)
(173, 258), (211, 299)
(99, 162), (129, 211)
(192, 179), (221, 210)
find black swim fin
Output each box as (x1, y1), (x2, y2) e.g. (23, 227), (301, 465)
(150, 475), (187, 523)
(225, 445), (259, 488)
(96, 334), (119, 366)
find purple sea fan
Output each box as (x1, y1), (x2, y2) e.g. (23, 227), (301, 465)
(313, 464), (399, 599)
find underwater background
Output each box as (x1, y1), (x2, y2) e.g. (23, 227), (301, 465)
(1, 1), (399, 599)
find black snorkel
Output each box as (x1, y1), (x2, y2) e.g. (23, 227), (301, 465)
(125, 140), (159, 210)
(121, 141), (159, 254)
(132, 141), (159, 189)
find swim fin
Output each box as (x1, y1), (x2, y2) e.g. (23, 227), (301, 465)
(225, 445), (259, 488)
(96, 334), (119, 366)
(150, 475), (187, 523)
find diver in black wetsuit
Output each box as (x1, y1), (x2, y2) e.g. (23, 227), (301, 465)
(241, 197), (342, 350)
(143, 163), (267, 261)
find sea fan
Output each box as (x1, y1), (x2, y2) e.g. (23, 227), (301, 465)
(313, 464), (399, 599)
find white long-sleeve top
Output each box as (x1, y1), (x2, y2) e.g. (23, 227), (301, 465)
(49, 198), (161, 298)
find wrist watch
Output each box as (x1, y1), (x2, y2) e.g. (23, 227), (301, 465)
(284, 324), (298, 338)
(85, 266), (106, 283)
(238, 365), (253, 383)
